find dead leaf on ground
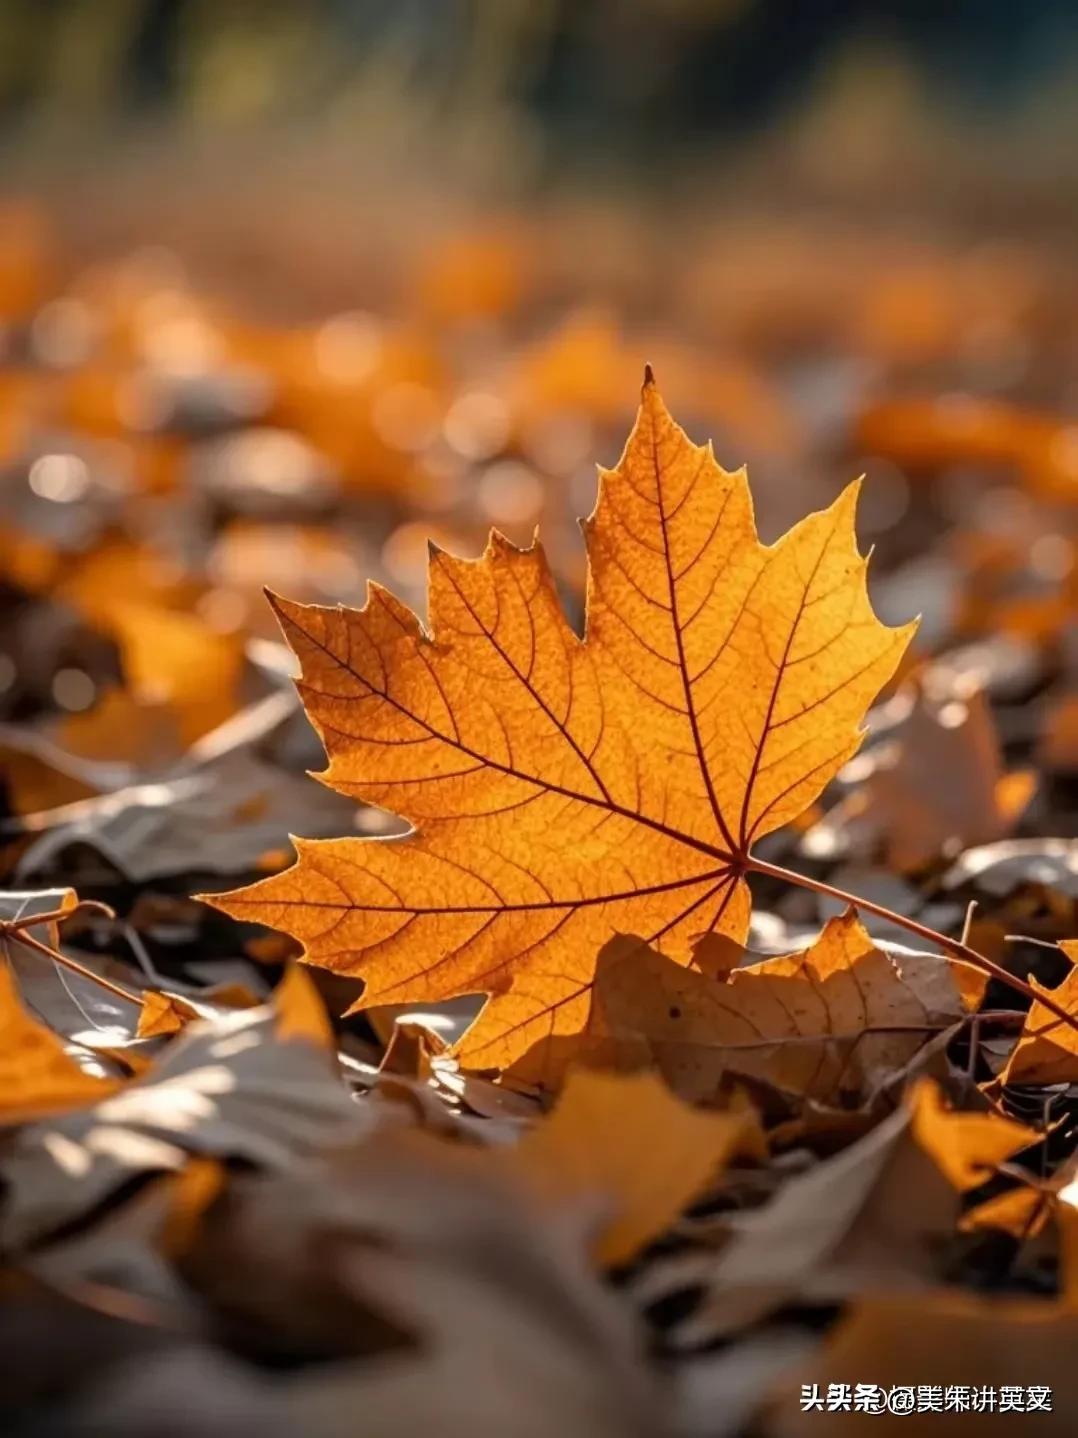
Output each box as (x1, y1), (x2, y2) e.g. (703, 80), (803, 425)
(565, 911), (983, 1108)
(636, 1079), (1035, 1345)
(998, 941), (1078, 1086)
(209, 378), (914, 1075)
(0, 965), (364, 1250)
(866, 680), (1035, 870)
(508, 1067), (764, 1267)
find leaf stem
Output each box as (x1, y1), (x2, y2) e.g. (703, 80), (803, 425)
(744, 854), (1078, 1036)
(4, 928), (143, 1010)
(0, 899), (115, 933)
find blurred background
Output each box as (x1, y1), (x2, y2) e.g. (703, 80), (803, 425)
(0, 0), (1075, 873)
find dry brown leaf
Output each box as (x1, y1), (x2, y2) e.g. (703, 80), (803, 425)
(377, 1018), (449, 1081)
(509, 1067), (763, 1268)
(867, 681), (1035, 871)
(642, 1079), (1033, 1345)
(581, 911), (983, 1107)
(273, 962), (337, 1049)
(0, 965), (363, 1251)
(136, 964), (331, 1048)
(209, 378), (912, 1074)
(998, 940), (1078, 1086)
(119, 1124), (664, 1438)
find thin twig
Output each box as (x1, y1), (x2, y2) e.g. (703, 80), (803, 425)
(4, 928), (142, 1010)
(961, 899), (978, 946)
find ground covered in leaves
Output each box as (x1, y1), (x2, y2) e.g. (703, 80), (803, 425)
(0, 197), (1076, 1435)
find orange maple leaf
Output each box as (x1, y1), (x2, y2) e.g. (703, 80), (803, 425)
(208, 376), (914, 1071)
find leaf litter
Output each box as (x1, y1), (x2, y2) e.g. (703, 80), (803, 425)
(0, 208), (1076, 1436)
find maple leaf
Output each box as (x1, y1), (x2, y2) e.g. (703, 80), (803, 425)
(209, 377), (914, 1071)
(580, 910), (984, 1104)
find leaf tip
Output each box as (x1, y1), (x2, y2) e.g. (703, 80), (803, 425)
(642, 362), (655, 392)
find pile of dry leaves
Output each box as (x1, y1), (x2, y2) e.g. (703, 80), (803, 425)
(0, 204), (1076, 1435)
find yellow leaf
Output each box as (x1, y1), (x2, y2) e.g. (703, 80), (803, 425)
(137, 968), (329, 1047)
(158, 1157), (226, 1258)
(510, 1067), (762, 1267)
(136, 983), (262, 1040)
(273, 963), (335, 1050)
(908, 1078), (1035, 1192)
(999, 941), (1078, 1087)
(136, 989), (202, 1039)
(208, 378), (913, 1073)
(584, 912), (982, 1105)
(0, 960), (120, 1124)
(109, 601), (245, 747)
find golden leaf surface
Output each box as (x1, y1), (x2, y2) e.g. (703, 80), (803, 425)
(209, 378), (914, 1071)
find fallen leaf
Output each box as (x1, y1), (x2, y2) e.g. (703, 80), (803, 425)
(579, 911), (982, 1107)
(0, 888), (127, 1123)
(273, 961), (337, 1049)
(866, 680), (1035, 871)
(0, 966), (364, 1250)
(942, 838), (1078, 899)
(0, 955), (121, 1125)
(135, 982), (259, 1040)
(638, 1079), (1033, 1344)
(21, 1161), (222, 1316)
(209, 378), (913, 1073)
(75, 1127), (663, 1438)
(135, 989), (203, 1039)
(907, 1078), (1036, 1191)
(509, 1067), (763, 1268)
(377, 1017), (449, 1081)
(999, 941), (1078, 1086)
(108, 601), (246, 747)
